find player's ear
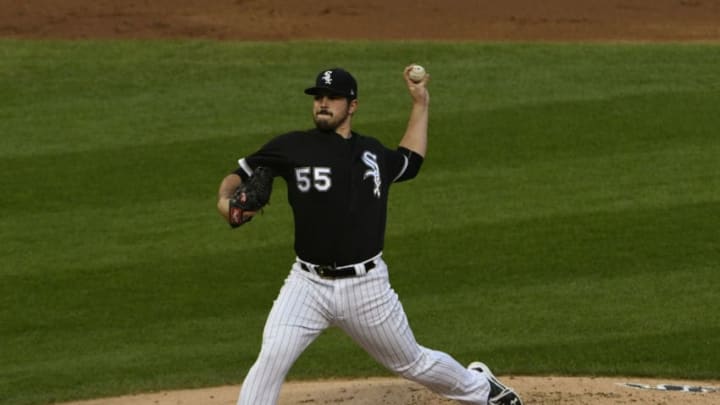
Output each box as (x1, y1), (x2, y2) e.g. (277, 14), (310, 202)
(348, 98), (358, 114)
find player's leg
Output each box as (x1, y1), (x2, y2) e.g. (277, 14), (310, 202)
(335, 259), (491, 404)
(237, 265), (331, 405)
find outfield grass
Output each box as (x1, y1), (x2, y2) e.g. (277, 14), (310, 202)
(1, 40), (718, 404)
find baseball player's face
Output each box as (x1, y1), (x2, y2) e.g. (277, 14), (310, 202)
(312, 94), (356, 131)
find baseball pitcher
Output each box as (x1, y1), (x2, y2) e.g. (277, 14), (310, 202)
(216, 66), (523, 405)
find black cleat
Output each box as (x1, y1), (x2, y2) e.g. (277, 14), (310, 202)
(468, 361), (523, 405)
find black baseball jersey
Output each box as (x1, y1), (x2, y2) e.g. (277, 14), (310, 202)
(234, 128), (423, 266)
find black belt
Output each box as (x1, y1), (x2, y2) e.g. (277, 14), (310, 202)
(299, 259), (377, 279)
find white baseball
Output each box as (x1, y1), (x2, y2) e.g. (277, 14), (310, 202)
(408, 64), (426, 82)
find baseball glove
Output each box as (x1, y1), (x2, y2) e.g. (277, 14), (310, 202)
(228, 166), (274, 228)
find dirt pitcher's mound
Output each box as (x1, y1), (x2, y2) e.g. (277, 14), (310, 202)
(57, 376), (720, 405)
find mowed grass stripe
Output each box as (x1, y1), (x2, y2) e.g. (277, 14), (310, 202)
(2, 41), (718, 157)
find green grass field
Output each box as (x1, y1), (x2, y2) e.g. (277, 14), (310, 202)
(1, 40), (719, 404)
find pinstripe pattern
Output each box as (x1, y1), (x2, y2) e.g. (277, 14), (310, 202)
(237, 259), (491, 404)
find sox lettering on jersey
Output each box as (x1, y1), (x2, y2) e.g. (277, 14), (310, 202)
(362, 151), (381, 198)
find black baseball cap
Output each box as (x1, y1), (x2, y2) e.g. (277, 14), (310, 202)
(304, 68), (357, 100)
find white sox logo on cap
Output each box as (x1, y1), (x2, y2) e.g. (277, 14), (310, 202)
(322, 70), (333, 85)
(305, 68), (358, 100)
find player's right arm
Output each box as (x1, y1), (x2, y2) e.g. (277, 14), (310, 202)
(398, 65), (430, 158)
(389, 66), (430, 183)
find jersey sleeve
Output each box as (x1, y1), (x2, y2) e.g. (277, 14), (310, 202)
(386, 146), (424, 183)
(233, 133), (294, 181)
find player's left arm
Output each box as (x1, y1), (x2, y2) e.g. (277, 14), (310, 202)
(217, 173), (243, 222)
(217, 136), (287, 226)
(398, 64), (430, 158)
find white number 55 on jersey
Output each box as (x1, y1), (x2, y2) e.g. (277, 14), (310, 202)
(295, 167), (332, 192)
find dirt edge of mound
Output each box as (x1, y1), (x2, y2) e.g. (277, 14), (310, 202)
(56, 376), (720, 405)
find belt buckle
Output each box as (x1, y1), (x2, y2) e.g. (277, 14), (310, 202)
(315, 265), (335, 277)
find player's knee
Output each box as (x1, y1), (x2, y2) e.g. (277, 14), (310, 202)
(395, 353), (432, 381)
(257, 345), (292, 365)
(254, 336), (304, 369)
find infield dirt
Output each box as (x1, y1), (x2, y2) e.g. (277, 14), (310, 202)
(3, 0), (720, 41)
(6, 0), (719, 404)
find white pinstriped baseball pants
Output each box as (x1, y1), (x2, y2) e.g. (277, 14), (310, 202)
(237, 258), (491, 404)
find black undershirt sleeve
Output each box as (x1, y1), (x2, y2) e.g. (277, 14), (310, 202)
(393, 146), (424, 182)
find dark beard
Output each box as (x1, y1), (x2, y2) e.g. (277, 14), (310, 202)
(314, 119), (335, 131)
(313, 111), (339, 131)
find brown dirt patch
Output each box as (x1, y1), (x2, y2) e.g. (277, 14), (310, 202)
(2, 0), (720, 41)
(9, 1), (719, 404)
(58, 376), (720, 405)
